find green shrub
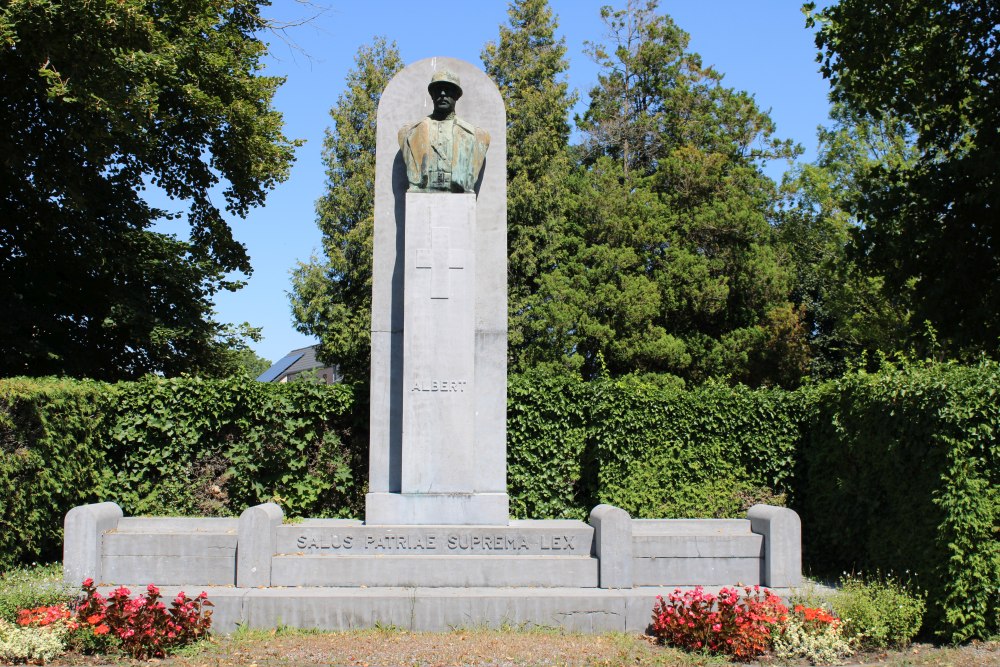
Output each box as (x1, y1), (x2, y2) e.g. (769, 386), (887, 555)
(107, 376), (361, 519)
(0, 378), (115, 570)
(591, 377), (802, 518)
(0, 564), (74, 623)
(0, 618), (69, 664)
(773, 613), (854, 665)
(799, 361), (1000, 642)
(0, 376), (361, 565)
(831, 573), (926, 649)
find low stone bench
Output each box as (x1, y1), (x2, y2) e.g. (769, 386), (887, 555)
(66, 502), (799, 591)
(64, 505), (237, 587)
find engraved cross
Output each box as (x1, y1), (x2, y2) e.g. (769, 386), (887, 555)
(415, 226), (464, 299)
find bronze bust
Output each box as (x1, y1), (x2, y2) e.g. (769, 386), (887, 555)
(398, 70), (490, 193)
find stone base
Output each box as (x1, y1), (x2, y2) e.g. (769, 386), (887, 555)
(365, 492), (509, 525)
(65, 501), (804, 634)
(108, 585), (812, 634)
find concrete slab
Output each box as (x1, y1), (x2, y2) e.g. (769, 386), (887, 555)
(633, 557), (761, 586)
(99, 586), (805, 634)
(102, 533), (236, 557)
(102, 555), (235, 586)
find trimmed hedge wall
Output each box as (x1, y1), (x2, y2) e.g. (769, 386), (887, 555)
(1, 362), (997, 640)
(798, 362), (1000, 642)
(0, 376), (361, 571)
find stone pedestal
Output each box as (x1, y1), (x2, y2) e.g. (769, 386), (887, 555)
(401, 193), (476, 493)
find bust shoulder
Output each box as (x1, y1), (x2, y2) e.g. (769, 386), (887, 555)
(397, 119), (427, 150)
(455, 118), (490, 146)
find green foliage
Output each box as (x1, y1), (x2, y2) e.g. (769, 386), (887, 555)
(800, 361), (1000, 642)
(0, 376), (360, 567)
(776, 104), (919, 378)
(0, 564), (73, 624)
(508, 372), (800, 520)
(831, 573), (926, 650)
(0, 379), (116, 571)
(590, 377), (799, 518)
(108, 377), (360, 519)
(0, 0), (298, 379)
(521, 0), (805, 386)
(507, 372), (594, 520)
(807, 0), (1000, 361)
(290, 38), (403, 383)
(481, 0), (577, 374)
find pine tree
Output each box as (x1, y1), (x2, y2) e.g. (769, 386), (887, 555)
(289, 38), (402, 381)
(544, 0), (805, 385)
(482, 0), (576, 372)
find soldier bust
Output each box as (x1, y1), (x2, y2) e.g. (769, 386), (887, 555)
(398, 70), (490, 193)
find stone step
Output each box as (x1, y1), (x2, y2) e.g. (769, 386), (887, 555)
(96, 585), (813, 634)
(270, 554), (599, 588)
(631, 519), (764, 586)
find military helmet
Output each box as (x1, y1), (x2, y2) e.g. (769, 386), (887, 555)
(428, 69), (463, 98)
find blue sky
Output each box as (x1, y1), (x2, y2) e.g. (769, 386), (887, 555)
(206, 0), (833, 364)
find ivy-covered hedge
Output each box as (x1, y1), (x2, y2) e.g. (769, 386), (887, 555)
(507, 372), (802, 520)
(798, 362), (1000, 642)
(0, 376), (361, 571)
(1, 362), (997, 640)
(0, 378), (115, 573)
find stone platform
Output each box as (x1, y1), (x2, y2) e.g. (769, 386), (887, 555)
(64, 502), (801, 633)
(95, 584), (805, 634)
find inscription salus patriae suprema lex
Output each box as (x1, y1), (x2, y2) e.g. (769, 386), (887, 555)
(288, 528), (583, 555)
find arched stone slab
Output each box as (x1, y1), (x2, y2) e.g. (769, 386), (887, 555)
(367, 57), (508, 525)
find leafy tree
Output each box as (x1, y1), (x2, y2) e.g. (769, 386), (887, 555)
(807, 0), (1000, 358)
(224, 347), (272, 379)
(777, 103), (919, 376)
(0, 0), (297, 380)
(529, 0), (804, 386)
(289, 38), (402, 382)
(481, 0), (576, 372)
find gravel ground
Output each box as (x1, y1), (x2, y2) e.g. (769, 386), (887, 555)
(43, 630), (1000, 667)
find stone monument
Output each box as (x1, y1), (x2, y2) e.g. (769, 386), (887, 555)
(366, 57), (509, 525)
(62, 56), (804, 634)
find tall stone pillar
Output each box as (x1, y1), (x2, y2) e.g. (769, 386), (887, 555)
(366, 57), (508, 525)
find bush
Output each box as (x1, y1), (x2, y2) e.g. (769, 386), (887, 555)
(0, 376), (361, 566)
(831, 573), (925, 650)
(773, 605), (854, 665)
(0, 564), (74, 623)
(0, 379), (115, 570)
(0, 617), (69, 664)
(651, 585), (788, 660)
(799, 361), (999, 642)
(591, 377), (801, 519)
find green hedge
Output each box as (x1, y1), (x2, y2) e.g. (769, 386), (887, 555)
(1, 363), (997, 640)
(0, 376), (360, 570)
(799, 362), (999, 642)
(590, 376), (801, 518)
(0, 378), (115, 572)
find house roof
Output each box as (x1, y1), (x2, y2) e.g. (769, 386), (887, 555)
(257, 344), (327, 382)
